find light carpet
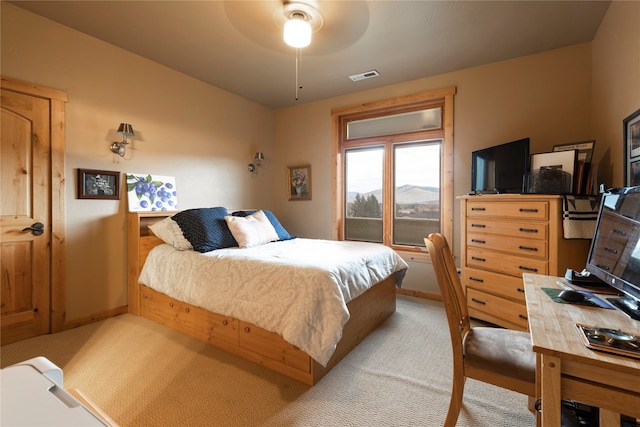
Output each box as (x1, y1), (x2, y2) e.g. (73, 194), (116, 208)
(1, 296), (535, 426)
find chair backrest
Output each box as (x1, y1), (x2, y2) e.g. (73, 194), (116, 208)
(424, 233), (471, 355)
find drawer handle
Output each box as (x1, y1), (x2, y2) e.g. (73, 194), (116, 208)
(518, 245), (538, 252)
(595, 264), (610, 271)
(604, 247), (618, 254)
(222, 320), (228, 326)
(519, 227), (538, 234)
(471, 256), (486, 262)
(471, 223), (486, 228)
(519, 314), (528, 321)
(519, 208), (538, 213)
(471, 239), (486, 244)
(471, 207), (486, 211)
(612, 229), (627, 236)
(469, 277), (484, 283)
(471, 298), (486, 305)
(244, 327), (251, 333)
(519, 265), (538, 272)
(517, 288), (525, 293)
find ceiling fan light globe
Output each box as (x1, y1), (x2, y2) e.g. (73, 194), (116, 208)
(284, 19), (311, 48)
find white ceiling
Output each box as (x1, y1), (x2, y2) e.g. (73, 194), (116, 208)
(10, 1), (611, 109)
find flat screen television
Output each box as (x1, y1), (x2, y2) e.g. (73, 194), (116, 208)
(471, 138), (530, 194)
(586, 186), (640, 320)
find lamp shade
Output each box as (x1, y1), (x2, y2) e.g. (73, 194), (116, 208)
(284, 18), (311, 48)
(117, 123), (135, 137)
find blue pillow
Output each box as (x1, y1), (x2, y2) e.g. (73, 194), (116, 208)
(172, 207), (237, 252)
(231, 210), (295, 241)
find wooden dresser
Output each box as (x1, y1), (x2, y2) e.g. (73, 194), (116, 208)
(459, 194), (591, 331)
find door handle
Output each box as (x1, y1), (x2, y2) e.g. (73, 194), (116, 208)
(22, 222), (45, 236)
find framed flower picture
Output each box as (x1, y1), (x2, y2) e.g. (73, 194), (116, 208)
(287, 165), (311, 200)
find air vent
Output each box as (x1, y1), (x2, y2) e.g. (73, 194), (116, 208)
(349, 70), (380, 81)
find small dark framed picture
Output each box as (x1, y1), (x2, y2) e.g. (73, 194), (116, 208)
(77, 169), (120, 199)
(624, 108), (640, 187)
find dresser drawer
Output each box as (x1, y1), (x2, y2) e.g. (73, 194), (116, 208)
(467, 288), (529, 330)
(466, 218), (548, 240)
(239, 321), (310, 373)
(140, 285), (239, 346)
(467, 232), (547, 259)
(462, 267), (526, 302)
(467, 247), (549, 277)
(466, 201), (548, 220)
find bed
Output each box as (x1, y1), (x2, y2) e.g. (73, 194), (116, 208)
(127, 209), (408, 385)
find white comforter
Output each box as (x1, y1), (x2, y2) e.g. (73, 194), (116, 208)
(138, 238), (408, 366)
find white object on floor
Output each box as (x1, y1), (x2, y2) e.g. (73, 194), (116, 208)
(1, 357), (108, 426)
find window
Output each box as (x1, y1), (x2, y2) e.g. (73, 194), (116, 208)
(332, 87), (455, 255)
(345, 147), (384, 242)
(393, 141), (441, 246)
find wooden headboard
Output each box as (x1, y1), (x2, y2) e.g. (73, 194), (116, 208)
(127, 211), (177, 315)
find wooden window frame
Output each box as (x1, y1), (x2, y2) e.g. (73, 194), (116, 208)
(331, 87), (456, 259)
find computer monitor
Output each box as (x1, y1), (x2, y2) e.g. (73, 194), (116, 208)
(586, 186), (640, 320)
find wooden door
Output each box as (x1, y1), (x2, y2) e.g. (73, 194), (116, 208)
(1, 77), (67, 344)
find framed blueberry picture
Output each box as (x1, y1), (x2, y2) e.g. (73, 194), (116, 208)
(77, 169), (120, 200)
(126, 173), (178, 211)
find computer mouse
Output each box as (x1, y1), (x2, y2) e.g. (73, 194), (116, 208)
(558, 289), (586, 302)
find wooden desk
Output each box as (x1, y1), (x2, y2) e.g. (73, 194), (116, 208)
(523, 273), (640, 426)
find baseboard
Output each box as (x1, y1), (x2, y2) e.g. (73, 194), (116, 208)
(64, 305), (128, 330)
(396, 288), (442, 302)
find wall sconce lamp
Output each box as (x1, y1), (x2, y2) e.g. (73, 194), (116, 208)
(110, 123), (135, 157)
(248, 152), (265, 173)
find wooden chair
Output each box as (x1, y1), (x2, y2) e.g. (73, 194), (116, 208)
(424, 233), (536, 426)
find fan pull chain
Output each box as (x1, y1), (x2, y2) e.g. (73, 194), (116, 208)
(295, 48), (303, 101)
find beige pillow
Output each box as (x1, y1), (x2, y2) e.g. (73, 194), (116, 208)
(149, 216), (193, 250)
(224, 210), (279, 248)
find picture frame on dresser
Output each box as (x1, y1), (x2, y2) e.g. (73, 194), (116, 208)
(552, 140), (595, 163)
(623, 108), (640, 186)
(526, 150), (577, 194)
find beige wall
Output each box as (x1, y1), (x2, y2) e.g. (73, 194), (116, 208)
(3, 2), (638, 318)
(591, 0), (640, 187)
(274, 44), (594, 293)
(2, 4), (275, 320)
(273, 1), (639, 294)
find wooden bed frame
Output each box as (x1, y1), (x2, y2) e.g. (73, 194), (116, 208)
(127, 211), (397, 385)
